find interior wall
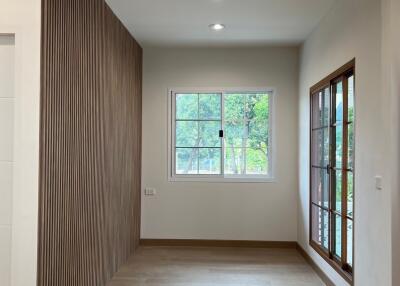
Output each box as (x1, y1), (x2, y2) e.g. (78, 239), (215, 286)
(0, 1), (41, 286)
(383, 0), (400, 284)
(142, 47), (299, 241)
(38, 1), (142, 285)
(0, 34), (15, 286)
(298, 0), (391, 285)
(392, 13), (400, 286)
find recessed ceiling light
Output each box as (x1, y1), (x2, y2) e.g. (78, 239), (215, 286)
(209, 23), (225, 31)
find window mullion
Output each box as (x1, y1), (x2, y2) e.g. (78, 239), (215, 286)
(243, 95), (247, 175)
(197, 93), (200, 174)
(341, 76), (349, 266)
(329, 82), (336, 260)
(221, 92), (225, 176)
(268, 94), (273, 175)
(172, 92), (176, 176)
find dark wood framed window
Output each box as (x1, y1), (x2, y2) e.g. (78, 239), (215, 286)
(310, 59), (355, 284)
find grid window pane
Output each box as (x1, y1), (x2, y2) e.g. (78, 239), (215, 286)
(348, 171), (354, 217)
(199, 148), (221, 174)
(176, 148), (198, 174)
(176, 94), (198, 120)
(335, 123), (343, 169)
(335, 81), (343, 122)
(224, 94), (245, 122)
(176, 121), (198, 147)
(199, 93), (221, 119)
(224, 147), (244, 175)
(311, 205), (329, 250)
(225, 121), (269, 150)
(245, 93), (269, 121)
(224, 123), (246, 148)
(199, 121), (221, 147)
(334, 170), (342, 212)
(312, 89), (330, 128)
(347, 219), (353, 266)
(311, 128), (329, 167)
(311, 167), (329, 208)
(348, 122), (354, 169)
(248, 120), (268, 149)
(323, 87), (330, 126)
(312, 92), (321, 128)
(348, 76), (355, 123)
(246, 148), (268, 175)
(334, 215), (342, 258)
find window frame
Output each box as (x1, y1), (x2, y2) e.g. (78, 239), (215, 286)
(168, 88), (276, 183)
(309, 59), (356, 284)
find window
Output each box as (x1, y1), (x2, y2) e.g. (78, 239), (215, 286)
(169, 89), (274, 182)
(310, 59), (355, 283)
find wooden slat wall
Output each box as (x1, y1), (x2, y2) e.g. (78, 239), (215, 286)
(38, 1), (142, 285)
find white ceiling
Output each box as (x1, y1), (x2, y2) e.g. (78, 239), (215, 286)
(106, 0), (335, 47)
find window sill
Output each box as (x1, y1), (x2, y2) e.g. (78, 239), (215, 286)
(168, 176), (276, 183)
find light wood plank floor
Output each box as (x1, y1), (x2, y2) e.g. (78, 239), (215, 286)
(107, 246), (325, 286)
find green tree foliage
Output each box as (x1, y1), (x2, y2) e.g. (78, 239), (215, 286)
(175, 93), (269, 175)
(224, 93), (269, 174)
(176, 94), (221, 174)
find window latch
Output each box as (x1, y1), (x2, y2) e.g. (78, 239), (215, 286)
(219, 130), (224, 138)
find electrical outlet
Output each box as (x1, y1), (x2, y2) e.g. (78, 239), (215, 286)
(375, 176), (383, 191)
(144, 188), (156, 196)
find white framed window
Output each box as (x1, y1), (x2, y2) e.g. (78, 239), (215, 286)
(168, 88), (275, 182)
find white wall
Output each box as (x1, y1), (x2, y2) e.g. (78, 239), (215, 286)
(391, 9), (400, 286)
(0, 1), (41, 286)
(382, 0), (400, 284)
(0, 35), (15, 286)
(298, 0), (391, 285)
(142, 47), (299, 241)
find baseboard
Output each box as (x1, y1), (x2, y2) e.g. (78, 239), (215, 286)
(296, 243), (335, 286)
(140, 239), (297, 248)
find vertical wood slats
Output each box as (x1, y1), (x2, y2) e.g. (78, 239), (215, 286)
(38, 1), (142, 285)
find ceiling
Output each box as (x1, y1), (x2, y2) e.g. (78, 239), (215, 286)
(106, 0), (335, 47)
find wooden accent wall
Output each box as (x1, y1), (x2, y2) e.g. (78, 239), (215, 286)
(38, 1), (142, 285)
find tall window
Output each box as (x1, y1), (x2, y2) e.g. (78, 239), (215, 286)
(169, 89), (274, 181)
(310, 60), (355, 283)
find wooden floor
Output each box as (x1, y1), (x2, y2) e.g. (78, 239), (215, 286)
(107, 246), (325, 286)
